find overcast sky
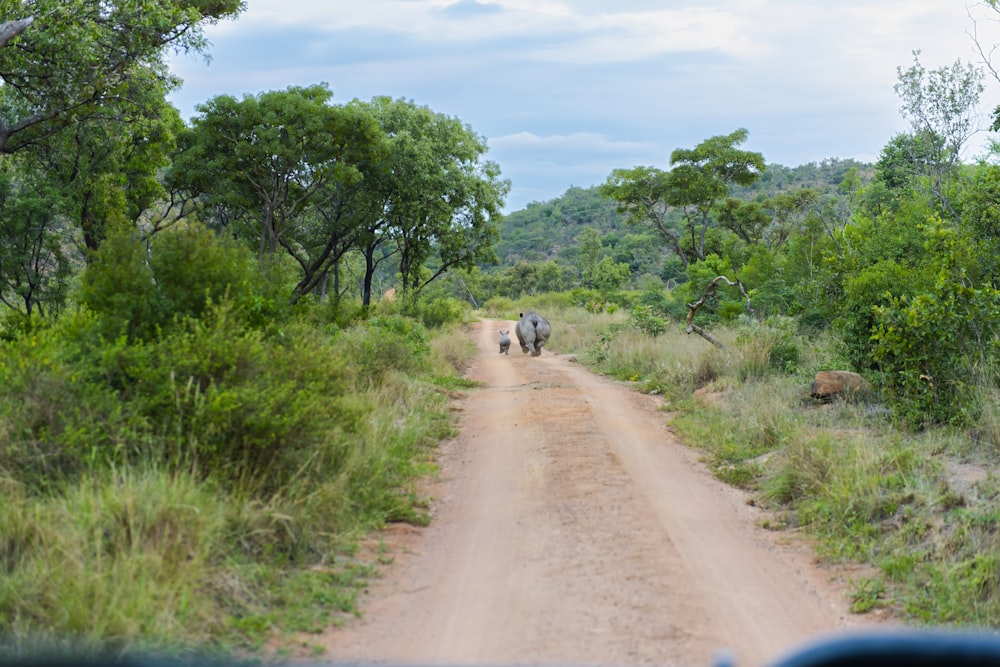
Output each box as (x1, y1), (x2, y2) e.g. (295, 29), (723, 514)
(167, 1), (1000, 213)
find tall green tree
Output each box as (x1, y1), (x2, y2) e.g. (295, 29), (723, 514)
(577, 227), (603, 286)
(590, 256), (631, 300)
(601, 166), (685, 263)
(27, 68), (184, 251)
(0, 0), (243, 155)
(334, 97), (508, 306)
(601, 129), (764, 267)
(168, 84), (381, 262)
(358, 97), (508, 303)
(0, 156), (78, 317)
(666, 128), (765, 262)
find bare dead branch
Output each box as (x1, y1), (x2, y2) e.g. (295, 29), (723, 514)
(686, 322), (725, 349)
(684, 275), (755, 347)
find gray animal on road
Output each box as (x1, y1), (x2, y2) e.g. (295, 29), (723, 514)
(515, 311), (551, 357)
(498, 330), (511, 355)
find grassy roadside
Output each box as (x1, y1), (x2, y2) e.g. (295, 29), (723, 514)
(505, 299), (1000, 627)
(0, 309), (479, 660)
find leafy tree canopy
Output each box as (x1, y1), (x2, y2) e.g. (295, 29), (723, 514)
(0, 0), (244, 155)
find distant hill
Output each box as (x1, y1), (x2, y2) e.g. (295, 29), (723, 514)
(492, 186), (624, 266)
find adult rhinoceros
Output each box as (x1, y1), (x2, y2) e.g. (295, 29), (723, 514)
(515, 311), (551, 357)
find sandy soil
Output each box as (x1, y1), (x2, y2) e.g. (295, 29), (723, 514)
(318, 319), (886, 667)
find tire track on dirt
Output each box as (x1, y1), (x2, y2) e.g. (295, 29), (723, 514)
(319, 319), (877, 666)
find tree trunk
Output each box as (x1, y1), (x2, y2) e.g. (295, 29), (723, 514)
(362, 245), (375, 307)
(0, 18), (33, 49)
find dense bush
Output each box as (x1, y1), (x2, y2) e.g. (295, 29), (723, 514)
(332, 315), (431, 387)
(78, 222), (159, 341)
(400, 293), (471, 329)
(135, 309), (367, 494)
(0, 304), (369, 496)
(864, 224), (1000, 427)
(872, 278), (1000, 427)
(80, 222), (269, 341)
(630, 304), (669, 337)
(835, 259), (921, 372)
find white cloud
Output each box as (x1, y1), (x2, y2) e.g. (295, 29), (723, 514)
(490, 131), (656, 156)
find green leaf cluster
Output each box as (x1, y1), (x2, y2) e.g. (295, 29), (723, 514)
(79, 221), (265, 341)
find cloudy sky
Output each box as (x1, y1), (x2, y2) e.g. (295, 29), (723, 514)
(167, 1), (1000, 213)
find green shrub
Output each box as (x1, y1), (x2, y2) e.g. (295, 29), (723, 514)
(80, 222), (267, 341)
(630, 304), (669, 337)
(770, 340), (801, 372)
(836, 259), (923, 372)
(129, 308), (365, 495)
(480, 296), (516, 318)
(402, 294), (470, 329)
(333, 316), (431, 387)
(148, 223), (257, 324)
(872, 285), (999, 428)
(0, 314), (140, 490)
(79, 223), (158, 341)
(797, 310), (829, 334)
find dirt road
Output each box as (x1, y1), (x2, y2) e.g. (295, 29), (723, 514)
(320, 319), (878, 667)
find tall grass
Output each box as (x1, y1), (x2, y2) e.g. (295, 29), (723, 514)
(0, 469), (229, 657)
(0, 308), (474, 658)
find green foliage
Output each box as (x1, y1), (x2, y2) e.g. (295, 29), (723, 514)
(955, 163), (1000, 281)
(630, 304), (669, 337)
(137, 311), (365, 495)
(148, 223), (259, 323)
(577, 227), (604, 286)
(0, 0), (243, 157)
(600, 130), (765, 269)
(0, 284), (470, 656)
(895, 51), (983, 173)
(0, 158), (79, 316)
(480, 296), (517, 318)
(0, 305), (365, 498)
(872, 284), (1000, 427)
(868, 222), (1000, 427)
(398, 289), (472, 329)
(494, 186), (627, 268)
(29, 65), (185, 251)
(332, 316), (431, 387)
(80, 222), (262, 341)
(170, 84), (379, 262)
(0, 313), (125, 489)
(590, 256), (632, 299)
(836, 259), (920, 372)
(876, 132), (940, 192)
(78, 222), (159, 341)
(676, 255), (741, 324)
(349, 96), (508, 304)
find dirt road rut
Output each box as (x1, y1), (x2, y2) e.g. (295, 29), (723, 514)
(320, 319), (875, 667)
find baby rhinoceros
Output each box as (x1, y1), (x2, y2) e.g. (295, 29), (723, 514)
(498, 330), (511, 355)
